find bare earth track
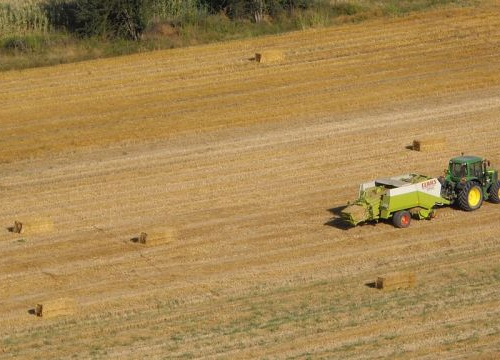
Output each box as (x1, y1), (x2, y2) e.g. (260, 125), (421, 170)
(1, 5), (500, 359)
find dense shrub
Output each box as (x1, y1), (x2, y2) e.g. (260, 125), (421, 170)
(42, 0), (204, 39)
(201, 0), (318, 21)
(74, 0), (146, 40)
(1, 34), (46, 52)
(43, 0), (79, 32)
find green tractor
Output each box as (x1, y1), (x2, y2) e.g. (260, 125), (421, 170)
(441, 155), (500, 211)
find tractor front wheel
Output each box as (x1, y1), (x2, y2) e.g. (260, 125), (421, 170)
(489, 181), (500, 204)
(458, 182), (483, 211)
(393, 210), (411, 228)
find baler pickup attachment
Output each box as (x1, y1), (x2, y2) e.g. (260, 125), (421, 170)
(341, 185), (386, 226)
(341, 204), (369, 226)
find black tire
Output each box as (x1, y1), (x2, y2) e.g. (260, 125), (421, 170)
(489, 181), (500, 204)
(458, 182), (483, 211)
(393, 210), (411, 228)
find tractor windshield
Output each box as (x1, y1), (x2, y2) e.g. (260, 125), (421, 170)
(451, 162), (466, 178)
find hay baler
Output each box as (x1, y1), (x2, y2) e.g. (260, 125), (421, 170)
(341, 155), (500, 228)
(341, 174), (450, 228)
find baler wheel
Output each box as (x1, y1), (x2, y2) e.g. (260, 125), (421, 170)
(393, 210), (411, 228)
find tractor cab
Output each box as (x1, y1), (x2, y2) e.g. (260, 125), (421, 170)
(447, 155), (487, 183)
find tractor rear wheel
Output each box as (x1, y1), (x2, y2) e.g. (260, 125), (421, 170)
(489, 181), (500, 204)
(458, 182), (483, 211)
(393, 210), (411, 228)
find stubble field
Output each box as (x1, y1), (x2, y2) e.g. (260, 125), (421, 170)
(1, 4), (500, 359)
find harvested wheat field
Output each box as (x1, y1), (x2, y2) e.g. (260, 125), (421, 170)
(1, 4), (500, 359)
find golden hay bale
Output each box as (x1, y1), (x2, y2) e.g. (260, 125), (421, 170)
(13, 217), (54, 234)
(135, 228), (176, 246)
(255, 50), (284, 63)
(376, 272), (416, 291)
(342, 204), (367, 224)
(412, 137), (447, 152)
(35, 298), (76, 318)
